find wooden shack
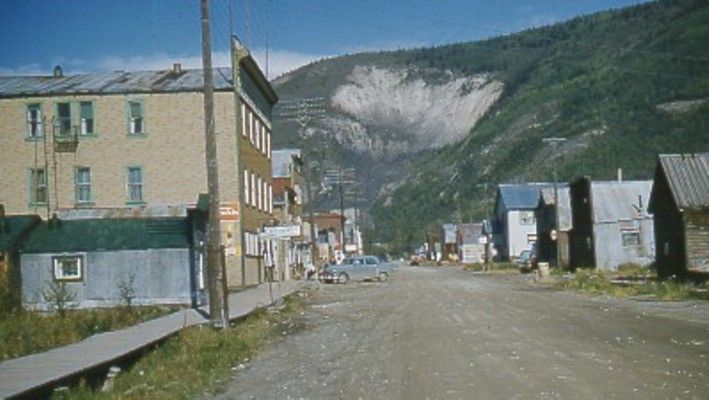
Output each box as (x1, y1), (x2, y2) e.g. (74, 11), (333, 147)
(648, 153), (709, 279)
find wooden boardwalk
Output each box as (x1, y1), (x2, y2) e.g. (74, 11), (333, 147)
(0, 280), (305, 399)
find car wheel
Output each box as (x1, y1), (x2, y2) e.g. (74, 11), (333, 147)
(378, 272), (388, 282)
(338, 272), (349, 284)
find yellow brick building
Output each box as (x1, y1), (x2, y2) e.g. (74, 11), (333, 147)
(0, 38), (277, 287)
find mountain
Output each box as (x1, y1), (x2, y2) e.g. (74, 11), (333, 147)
(272, 0), (709, 253)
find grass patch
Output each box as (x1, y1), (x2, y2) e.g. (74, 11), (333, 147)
(0, 306), (177, 361)
(463, 262), (518, 273)
(55, 293), (307, 400)
(557, 268), (709, 301)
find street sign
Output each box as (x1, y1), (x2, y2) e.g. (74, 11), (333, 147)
(219, 202), (239, 221)
(263, 225), (301, 238)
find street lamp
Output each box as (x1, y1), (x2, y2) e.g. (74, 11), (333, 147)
(542, 137), (566, 268)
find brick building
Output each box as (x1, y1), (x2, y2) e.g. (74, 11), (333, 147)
(0, 37), (278, 288)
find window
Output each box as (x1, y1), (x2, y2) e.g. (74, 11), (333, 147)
(260, 125), (266, 154)
(251, 173), (256, 207)
(244, 169), (250, 205)
(26, 103), (43, 138)
(29, 168), (48, 205)
(128, 101), (144, 134)
(519, 211), (535, 225)
(622, 231), (640, 247)
(75, 167), (92, 204)
(249, 112), (255, 144)
(127, 167), (143, 203)
(255, 119), (261, 150)
(257, 176), (262, 211)
(268, 184), (273, 213)
(266, 130), (271, 158)
(79, 101), (94, 135)
(241, 104), (247, 137)
(56, 102), (72, 136)
(53, 255), (83, 281)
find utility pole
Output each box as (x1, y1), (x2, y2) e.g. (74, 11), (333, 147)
(201, 0), (227, 328)
(542, 137), (567, 270)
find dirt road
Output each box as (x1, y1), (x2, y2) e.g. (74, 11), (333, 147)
(212, 266), (709, 399)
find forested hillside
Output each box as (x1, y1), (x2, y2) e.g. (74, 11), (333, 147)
(272, 0), (709, 252)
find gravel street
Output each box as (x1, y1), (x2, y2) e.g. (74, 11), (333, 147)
(212, 266), (709, 400)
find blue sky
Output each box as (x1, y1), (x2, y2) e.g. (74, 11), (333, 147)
(0, 0), (645, 79)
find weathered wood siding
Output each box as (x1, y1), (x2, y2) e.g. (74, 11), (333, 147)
(685, 211), (709, 272)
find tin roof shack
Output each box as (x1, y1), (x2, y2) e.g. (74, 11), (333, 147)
(569, 177), (654, 271)
(441, 224), (458, 262)
(20, 217), (196, 310)
(648, 153), (709, 279)
(0, 210), (41, 311)
(457, 223), (488, 264)
(535, 186), (571, 268)
(493, 183), (552, 260)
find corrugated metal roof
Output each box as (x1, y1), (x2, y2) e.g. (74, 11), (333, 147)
(540, 186), (572, 231)
(271, 149), (301, 178)
(658, 153), (709, 210)
(0, 68), (234, 97)
(498, 183), (552, 210)
(591, 180), (653, 223)
(21, 218), (190, 254)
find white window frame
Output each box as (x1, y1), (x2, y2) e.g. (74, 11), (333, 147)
(251, 173), (257, 207)
(52, 255), (84, 282)
(128, 100), (144, 135)
(79, 101), (94, 136)
(29, 168), (48, 205)
(241, 104), (247, 137)
(244, 169), (250, 205)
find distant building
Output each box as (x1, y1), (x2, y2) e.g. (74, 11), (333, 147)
(493, 183), (552, 260)
(441, 224), (458, 261)
(270, 149), (309, 279)
(457, 223), (488, 264)
(569, 177), (654, 270)
(649, 153), (709, 278)
(308, 213), (346, 262)
(20, 217), (197, 310)
(0, 37), (279, 288)
(535, 186), (571, 268)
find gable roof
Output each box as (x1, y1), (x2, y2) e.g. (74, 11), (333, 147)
(21, 218), (190, 254)
(655, 153), (709, 211)
(590, 180), (653, 223)
(496, 183), (552, 212)
(0, 215), (41, 252)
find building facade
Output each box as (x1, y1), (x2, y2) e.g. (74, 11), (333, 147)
(649, 153), (709, 279)
(493, 183), (552, 260)
(535, 186), (571, 268)
(0, 37), (278, 288)
(569, 177), (654, 270)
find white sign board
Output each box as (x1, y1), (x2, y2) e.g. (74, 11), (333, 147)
(263, 225), (301, 238)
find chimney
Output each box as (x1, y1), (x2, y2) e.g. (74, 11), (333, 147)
(53, 65), (63, 78)
(617, 168), (623, 182)
(172, 63), (182, 74)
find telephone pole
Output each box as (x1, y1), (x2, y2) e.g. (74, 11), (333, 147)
(201, 0), (227, 328)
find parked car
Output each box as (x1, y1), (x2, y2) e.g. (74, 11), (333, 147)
(515, 249), (538, 272)
(320, 255), (393, 284)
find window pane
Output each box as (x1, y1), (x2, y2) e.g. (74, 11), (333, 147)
(58, 103), (70, 118)
(57, 103), (71, 136)
(76, 168), (91, 202)
(79, 102), (93, 119)
(27, 104), (43, 137)
(127, 167), (143, 202)
(129, 102), (142, 118)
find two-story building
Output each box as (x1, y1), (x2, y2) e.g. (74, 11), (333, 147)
(0, 37), (277, 290)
